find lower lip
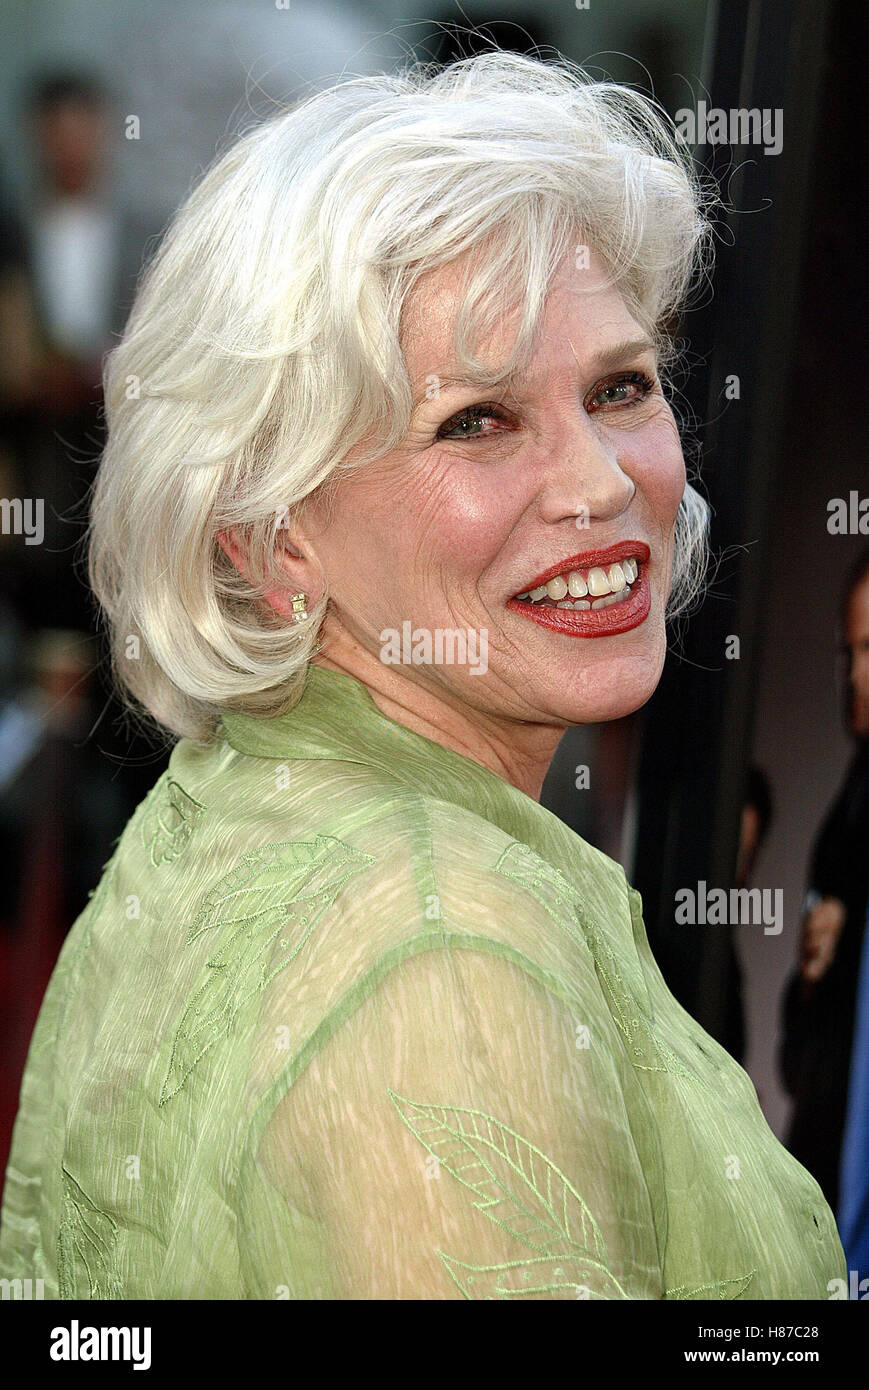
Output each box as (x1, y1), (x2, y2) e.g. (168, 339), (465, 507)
(506, 566), (651, 637)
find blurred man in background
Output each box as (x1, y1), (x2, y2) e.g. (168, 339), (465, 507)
(780, 547), (869, 1213)
(15, 73), (122, 634)
(28, 75), (119, 389)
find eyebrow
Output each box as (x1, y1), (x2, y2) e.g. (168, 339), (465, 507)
(411, 335), (658, 410)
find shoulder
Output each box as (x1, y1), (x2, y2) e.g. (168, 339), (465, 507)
(145, 736), (612, 1028)
(93, 732), (628, 1001)
(165, 730), (524, 901)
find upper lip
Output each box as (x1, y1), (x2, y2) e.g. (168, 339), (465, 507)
(512, 540), (651, 596)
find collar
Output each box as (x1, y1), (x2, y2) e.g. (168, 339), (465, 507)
(218, 663), (577, 862)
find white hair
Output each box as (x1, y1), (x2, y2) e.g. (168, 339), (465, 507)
(88, 49), (713, 745)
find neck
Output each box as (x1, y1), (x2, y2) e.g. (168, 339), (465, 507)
(311, 632), (566, 803)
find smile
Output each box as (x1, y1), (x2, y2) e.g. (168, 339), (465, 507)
(515, 554), (641, 609)
(507, 540), (652, 638)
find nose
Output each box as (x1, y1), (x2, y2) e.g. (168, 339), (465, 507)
(533, 411), (636, 526)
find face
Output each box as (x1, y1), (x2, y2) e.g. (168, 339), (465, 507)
(285, 246), (686, 731)
(845, 574), (869, 738)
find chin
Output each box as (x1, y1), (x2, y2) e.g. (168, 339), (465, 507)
(558, 628), (666, 724)
(562, 682), (658, 725)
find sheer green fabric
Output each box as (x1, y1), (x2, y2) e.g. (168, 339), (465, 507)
(0, 663), (846, 1298)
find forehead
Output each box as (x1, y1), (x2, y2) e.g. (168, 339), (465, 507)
(401, 245), (643, 388)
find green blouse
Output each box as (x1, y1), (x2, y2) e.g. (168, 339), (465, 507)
(0, 663), (846, 1299)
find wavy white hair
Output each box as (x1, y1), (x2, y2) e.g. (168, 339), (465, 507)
(88, 49), (712, 745)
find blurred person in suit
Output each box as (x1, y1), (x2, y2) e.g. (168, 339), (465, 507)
(12, 71), (169, 810)
(780, 547), (869, 1213)
(15, 72), (121, 636)
(14, 72), (161, 630)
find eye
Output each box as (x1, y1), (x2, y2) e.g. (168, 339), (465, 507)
(587, 371), (656, 410)
(435, 403), (511, 441)
(433, 370), (658, 442)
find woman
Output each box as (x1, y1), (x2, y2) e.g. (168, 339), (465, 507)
(0, 51), (845, 1299)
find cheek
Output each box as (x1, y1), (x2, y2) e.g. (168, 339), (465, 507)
(405, 463), (518, 580)
(632, 416), (686, 524)
(320, 461), (510, 604)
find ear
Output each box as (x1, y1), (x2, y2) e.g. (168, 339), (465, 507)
(216, 527), (314, 625)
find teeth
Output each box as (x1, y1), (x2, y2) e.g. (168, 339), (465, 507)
(517, 555), (641, 603)
(591, 591), (628, 609)
(545, 575), (568, 600)
(587, 567), (611, 597)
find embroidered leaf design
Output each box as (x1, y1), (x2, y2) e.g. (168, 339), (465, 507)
(141, 776), (206, 867)
(160, 837), (375, 1104)
(57, 1165), (121, 1299)
(439, 1252), (629, 1300)
(666, 1270), (756, 1300)
(578, 916), (693, 1078)
(387, 1089), (630, 1300)
(495, 842), (579, 921)
(494, 841), (695, 1079)
(183, 835), (375, 948)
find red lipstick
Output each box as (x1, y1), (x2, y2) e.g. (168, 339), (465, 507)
(507, 540), (652, 639)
